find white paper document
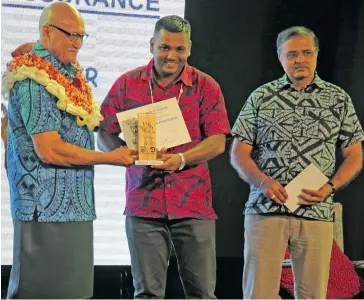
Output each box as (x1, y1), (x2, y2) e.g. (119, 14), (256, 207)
(284, 163), (329, 212)
(116, 97), (191, 150)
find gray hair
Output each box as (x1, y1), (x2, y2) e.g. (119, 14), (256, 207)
(276, 26), (319, 52)
(154, 15), (191, 39)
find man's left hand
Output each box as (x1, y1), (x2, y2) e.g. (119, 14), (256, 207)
(152, 154), (182, 172)
(298, 183), (333, 205)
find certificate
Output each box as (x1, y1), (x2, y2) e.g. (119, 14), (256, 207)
(284, 163), (328, 212)
(116, 97), (191, 150)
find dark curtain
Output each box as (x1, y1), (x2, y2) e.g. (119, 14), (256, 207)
(185, 0), (364, 261)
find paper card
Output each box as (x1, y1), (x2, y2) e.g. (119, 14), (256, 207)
(116, 97), (191, 150)
(284, 163), (329, 212)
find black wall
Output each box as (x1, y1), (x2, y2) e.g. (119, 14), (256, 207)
(185, 0), (364, 261)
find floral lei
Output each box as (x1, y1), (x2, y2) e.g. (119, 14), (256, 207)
(2, 53), (103, 130)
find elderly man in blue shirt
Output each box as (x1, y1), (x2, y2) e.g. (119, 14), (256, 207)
(3, 2), (136, 298)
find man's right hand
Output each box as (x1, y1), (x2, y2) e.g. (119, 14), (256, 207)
(11, 42), (35, 57)
(260, 177), (288, 205)
(109, 146), (137, 167)
(1, 104), (8, 173)
(1, 104), (8, 144)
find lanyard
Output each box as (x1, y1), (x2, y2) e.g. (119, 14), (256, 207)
(149, 80), (184, 104)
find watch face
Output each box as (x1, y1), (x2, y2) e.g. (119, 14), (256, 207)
(177, 153), (185, 171)
(328, 181), (335, 195)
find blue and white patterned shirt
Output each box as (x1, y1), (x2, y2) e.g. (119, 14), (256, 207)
(6, 42), (96, 222)
(232, 74), (364, 221)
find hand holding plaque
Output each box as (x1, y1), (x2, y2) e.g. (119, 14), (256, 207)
(135, 113), (163, 166)
(116, 97), (191, 151)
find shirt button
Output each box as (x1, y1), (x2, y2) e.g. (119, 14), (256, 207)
(166, 183), (171, 187)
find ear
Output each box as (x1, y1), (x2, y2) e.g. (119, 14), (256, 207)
(187, 40), (192, 57)
(42, 25), (51, 41)
(150, 37), (154, 55)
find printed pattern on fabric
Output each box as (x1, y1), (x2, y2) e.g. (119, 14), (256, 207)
(100, 59), (231, 220)
(232, 74), (364, 221)
(7, 42), (96, 222)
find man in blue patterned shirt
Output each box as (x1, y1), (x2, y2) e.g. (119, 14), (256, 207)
(5, 2), (136, 299)
(231, 26), (364, 299)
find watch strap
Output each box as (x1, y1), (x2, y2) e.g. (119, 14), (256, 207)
(327, 181), (336, 195)
(177, 153), (186, 171)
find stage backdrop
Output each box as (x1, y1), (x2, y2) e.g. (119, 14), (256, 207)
(1, 0), (185, 266)
(2, 0), (364, 268)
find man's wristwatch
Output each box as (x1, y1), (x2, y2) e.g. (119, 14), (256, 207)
(327, 180), (336, 195)
(177, 153), (186, 171)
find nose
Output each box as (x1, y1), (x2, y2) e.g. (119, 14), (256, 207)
(166, 49), (178, 60)
(295, 52), (305, 62)
(72, 37), (83, 50)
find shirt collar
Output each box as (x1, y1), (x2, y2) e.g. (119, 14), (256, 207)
(141, 59), (193, 87)
(276, 72), (326, 90)
(30, 41), (77, 79)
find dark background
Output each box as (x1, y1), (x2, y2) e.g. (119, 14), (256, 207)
(185, 0), (364, 261)
(2, 0), (364, 298)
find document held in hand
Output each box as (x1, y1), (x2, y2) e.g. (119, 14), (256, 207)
(116, 97), (191, 150)
(284, 163), (329, 213)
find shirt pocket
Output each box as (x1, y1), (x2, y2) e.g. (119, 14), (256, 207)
(294, 106), (337, 139)
(256, 108), (294, 144)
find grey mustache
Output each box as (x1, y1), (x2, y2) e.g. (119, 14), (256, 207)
(294, 64), (308, 68)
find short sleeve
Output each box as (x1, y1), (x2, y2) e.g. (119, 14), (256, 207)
(99, 76), (126, 133)
(16, 79), (61, 135)
(337, 94), (364, 149)
(199, 77), (230, 137)
(232, 91), (261, 145)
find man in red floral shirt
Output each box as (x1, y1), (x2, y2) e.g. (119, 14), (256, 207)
(98, 15), (230, 299)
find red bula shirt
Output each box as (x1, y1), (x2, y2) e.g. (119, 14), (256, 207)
(100, 59), (230, 219)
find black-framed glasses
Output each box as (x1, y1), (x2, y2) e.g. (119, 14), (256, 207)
(48, 24), (88, 42)
(279, 50), (316, 60)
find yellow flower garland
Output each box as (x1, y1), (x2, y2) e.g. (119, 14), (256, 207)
(2, 53), (103, 130)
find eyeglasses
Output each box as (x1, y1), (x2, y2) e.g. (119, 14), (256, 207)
(48, 24), (88, 42)
(280, 50), (316, 60)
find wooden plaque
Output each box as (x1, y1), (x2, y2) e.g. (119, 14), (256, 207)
(135, 113), (162, 165)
